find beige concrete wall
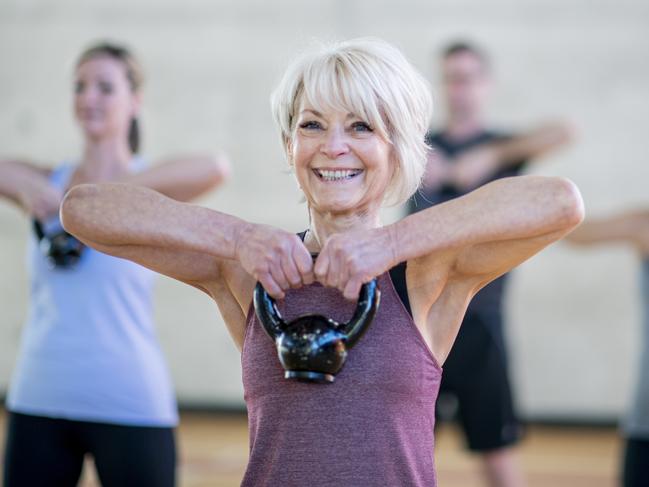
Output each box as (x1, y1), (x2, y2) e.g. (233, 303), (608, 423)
(1, 0), (648, 418)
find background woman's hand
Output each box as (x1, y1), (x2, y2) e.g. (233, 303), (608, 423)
(314, 227), (397, 300)
(18, 183), (63, 222)
(235, 223), (314, 299)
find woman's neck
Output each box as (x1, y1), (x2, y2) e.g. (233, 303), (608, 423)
(79, 137), (133, 178)
(304, 206), (382, 252)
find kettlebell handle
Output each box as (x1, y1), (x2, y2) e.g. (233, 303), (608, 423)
(253, 282), (287, 339)
(253, 276), (380, 345)
(251, 252), (320, 340)
(342, 278), (380, 347)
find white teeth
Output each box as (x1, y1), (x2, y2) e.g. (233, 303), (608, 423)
(315, 169), (362, 181)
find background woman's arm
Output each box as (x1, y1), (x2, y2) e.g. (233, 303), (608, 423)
(120, 152), (231, 202)
(566, 210), (649, 255)
(0, 159), (60, 220)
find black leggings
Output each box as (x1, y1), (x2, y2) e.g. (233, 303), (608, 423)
(623, 436), (649, 487)
(3, 412), (176, 487)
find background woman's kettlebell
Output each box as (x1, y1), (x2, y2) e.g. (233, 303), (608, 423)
(33, 220), (85, 269)
(253, 278), (381, 383)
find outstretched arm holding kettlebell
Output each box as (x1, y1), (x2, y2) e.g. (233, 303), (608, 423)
(62, 173), (583, 362)
(0, 154), (230, 221)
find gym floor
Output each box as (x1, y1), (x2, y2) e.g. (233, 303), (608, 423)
(0, 408), (620, 486)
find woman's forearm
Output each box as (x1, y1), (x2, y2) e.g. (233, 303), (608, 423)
(120, 153), (231, 202)
(566, 211), (649, 247)
(61, 182), (247, 260)
(0, 159), (50, 208)
(390, 175), (583, 263)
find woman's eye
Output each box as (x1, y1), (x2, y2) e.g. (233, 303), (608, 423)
(74, 81), (84, 94)
(299, 121), (322, 130)
(351, 121), (373, 133)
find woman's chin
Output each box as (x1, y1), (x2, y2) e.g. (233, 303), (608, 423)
(78, 124), (106, 139)
(310, 196), (365, 215)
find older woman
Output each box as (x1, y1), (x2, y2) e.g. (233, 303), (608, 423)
(61, 38), (583, 486)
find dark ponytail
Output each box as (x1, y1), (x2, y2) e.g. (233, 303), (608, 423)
(128, 117), (140, 154)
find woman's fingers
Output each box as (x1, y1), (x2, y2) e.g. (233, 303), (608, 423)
(281, 250), (302, 288)
(343, 277), (363, 301)
(258, 271), (285, 299)
(314, 251), (329, 285)
(269, 260), (291, 294)
(293, 243), (315, 285)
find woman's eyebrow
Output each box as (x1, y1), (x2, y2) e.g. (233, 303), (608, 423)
(300, 109), (322, 117)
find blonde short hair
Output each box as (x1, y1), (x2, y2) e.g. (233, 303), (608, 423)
(271, 38), (433, 206)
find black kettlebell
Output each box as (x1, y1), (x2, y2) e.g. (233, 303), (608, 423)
(253, 275), (381, 383)
(33, 220), (85, 269)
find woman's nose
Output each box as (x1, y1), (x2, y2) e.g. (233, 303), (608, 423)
(320, 126), (350, 159)
(76, 86), (99, 105)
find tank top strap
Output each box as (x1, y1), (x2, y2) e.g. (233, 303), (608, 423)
(49, 163), (76, 191)
(388, 261), (411, 316)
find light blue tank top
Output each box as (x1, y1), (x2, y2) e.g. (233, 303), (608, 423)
(7, 162), (178, 427)
(624, 258), (649, 437)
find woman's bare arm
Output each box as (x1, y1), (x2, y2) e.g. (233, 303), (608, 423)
(60, 183), (245, 288)
(401, 175), (583, 360)
(120, 152), (231, 202)
(0, 159), (59, 220)
(566, 210), (649, 255)
(314, 175), (583, 362)
(60, 183), (313, 298)
(408, 176), (582, 278)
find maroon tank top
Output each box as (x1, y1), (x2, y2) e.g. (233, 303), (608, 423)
(241, 269), (443, 486)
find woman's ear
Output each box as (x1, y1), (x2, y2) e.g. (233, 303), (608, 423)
(285, 137), (294, 167)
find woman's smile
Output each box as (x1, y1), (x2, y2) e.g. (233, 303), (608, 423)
(312, 167), (364, 183)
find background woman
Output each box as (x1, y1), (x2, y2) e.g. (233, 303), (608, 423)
(0, 42), (230, 486)
(568, 210), (649, 487)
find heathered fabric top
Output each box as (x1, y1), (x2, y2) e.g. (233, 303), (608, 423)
(7, 161), (178, 427)
(241, 269), (443, 486)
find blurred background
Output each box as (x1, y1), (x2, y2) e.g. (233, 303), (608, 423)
(1, 0), (647, 485)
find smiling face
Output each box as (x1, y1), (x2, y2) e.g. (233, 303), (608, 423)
(289, 98), (394, 216)
(74, 55), (140, 144)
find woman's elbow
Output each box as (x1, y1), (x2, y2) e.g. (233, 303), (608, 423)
(60, 184), (98, 235)
(552, 177), (585, 231)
